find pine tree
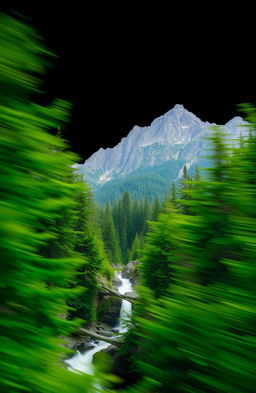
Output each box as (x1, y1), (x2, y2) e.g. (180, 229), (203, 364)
(141, 203), (181, 298)
(127, 121), (256, 393)
(0, 13), (96, 392)
(151, 196), (161, 221)
(142, 195), (151, 234)
(131, 199), (144, 235)
(187, 127), (235, 285)
(102, 201), (121, 264)
(118, 191), (132, 263)
(193, 165), (201, 182)
(170, 180), (177, 203)
(128, 233), (144, 261)
(177, 164), (193, 214)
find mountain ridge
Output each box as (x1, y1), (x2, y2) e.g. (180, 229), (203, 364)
(76, 105), (249, 203)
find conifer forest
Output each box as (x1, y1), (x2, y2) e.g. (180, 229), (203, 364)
(0, 12), (255, 393)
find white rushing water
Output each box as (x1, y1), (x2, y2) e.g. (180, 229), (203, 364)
(65, 271), (133, 375)
(115, 272), (132, 333)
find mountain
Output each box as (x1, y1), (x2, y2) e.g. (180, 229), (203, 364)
(76, 105), (249, 203)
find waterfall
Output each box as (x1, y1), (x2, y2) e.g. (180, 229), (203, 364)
(65, 271), (133, 375)
(115, 272), (132, 333)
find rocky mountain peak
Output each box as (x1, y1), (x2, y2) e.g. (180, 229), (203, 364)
(76, 106), (248, 203)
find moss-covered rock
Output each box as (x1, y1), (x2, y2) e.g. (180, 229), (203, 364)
(122, 260), (140, 283)
(97, 296), (122, 326)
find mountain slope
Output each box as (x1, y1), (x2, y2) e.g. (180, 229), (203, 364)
(76, 105), (248, 203)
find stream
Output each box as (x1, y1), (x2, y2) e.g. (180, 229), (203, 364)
(65, 272), (133, 375)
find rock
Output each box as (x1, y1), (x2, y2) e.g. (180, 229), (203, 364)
(63, 334), (91, 350)
(122, 260), (140, 282)
(85, 345), (95, 351)
(95, 322), (116, 337)
(97, 296), (122, 327)
(75, 341), (95, 353)
(124, 290), (138, 299)
(96, 322), (113, 331)
(110, 328), (119, 333)
(112, 275), (122, 288)
(94, 340), (100, 344)
(76, 342), (88, 353)
(98, 330), (113, 337)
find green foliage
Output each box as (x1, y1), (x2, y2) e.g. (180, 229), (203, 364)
(0, 13), (97, 392)
(124, 115), (256, 393)
(95, 172), (172, 204)
(185, 128), (237, 285)
(176, 164), (193, 215)
(101, 192), (163, 264)
(151, 196), (161, 221)
(68, 180), (114, 323)
(128, 233), (144, 261)
(2, 13), (256, 393)
(102, 202), (122, 264)
(141, 203), (183, 297)
(170, 179), (177, 203)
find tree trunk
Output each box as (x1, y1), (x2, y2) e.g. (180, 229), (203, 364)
(99, 285), (135, 303)
(79, 327), (122, 347)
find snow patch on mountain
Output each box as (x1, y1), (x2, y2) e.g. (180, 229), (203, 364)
(76, 105), (249, 193)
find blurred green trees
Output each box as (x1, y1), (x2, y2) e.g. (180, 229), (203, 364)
(100, 192), (164, 265)
(101, 201), (121, 264)
(141, 203), (182, 297)
(0, 12), (114, 393)
(126, 113), (256, 393)
(1, 12), (256, 393)
(68, 179), (113, 323)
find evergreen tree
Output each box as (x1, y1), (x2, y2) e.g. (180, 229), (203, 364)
(102, 201), (121, 264)
(177, 164), (193, 214)
(0, 14), (97, 392)
(151, 196), (161, 221)
(119, 191), (132, 263)
(187, 127), (235, 285)
(193, 165), (201, 181)
(170, 180), (177, 202)
(128, 233), (144, 261)
(142, 195), (151, 234)
(141, 203), (181, 298)
(126, 121), (256, 393)
(131, 199), (144, 235)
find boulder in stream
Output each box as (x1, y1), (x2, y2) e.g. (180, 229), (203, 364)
(122, 260), (140, 283)
(112, 275), (122, 288)
(124, 290), (138, 299)
(97, 296), (122, 326)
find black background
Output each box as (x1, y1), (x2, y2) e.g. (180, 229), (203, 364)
(2, 4), (255, 161)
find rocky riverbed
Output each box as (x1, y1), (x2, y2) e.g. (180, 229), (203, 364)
(65, 263), (138, 375)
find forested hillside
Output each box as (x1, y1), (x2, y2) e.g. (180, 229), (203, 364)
(99, 192), (161, 263)
(0, 12), (255, 393)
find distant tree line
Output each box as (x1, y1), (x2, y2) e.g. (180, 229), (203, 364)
(99, 192), (162, 264)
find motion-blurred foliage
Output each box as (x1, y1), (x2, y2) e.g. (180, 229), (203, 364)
(0, 12), (115, 393)
(125, 111), (256, 393)
(1, 11), (256, 393)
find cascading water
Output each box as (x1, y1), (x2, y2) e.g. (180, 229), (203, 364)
(115, 272), (132, 333)
(65, 271), (133, 375)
